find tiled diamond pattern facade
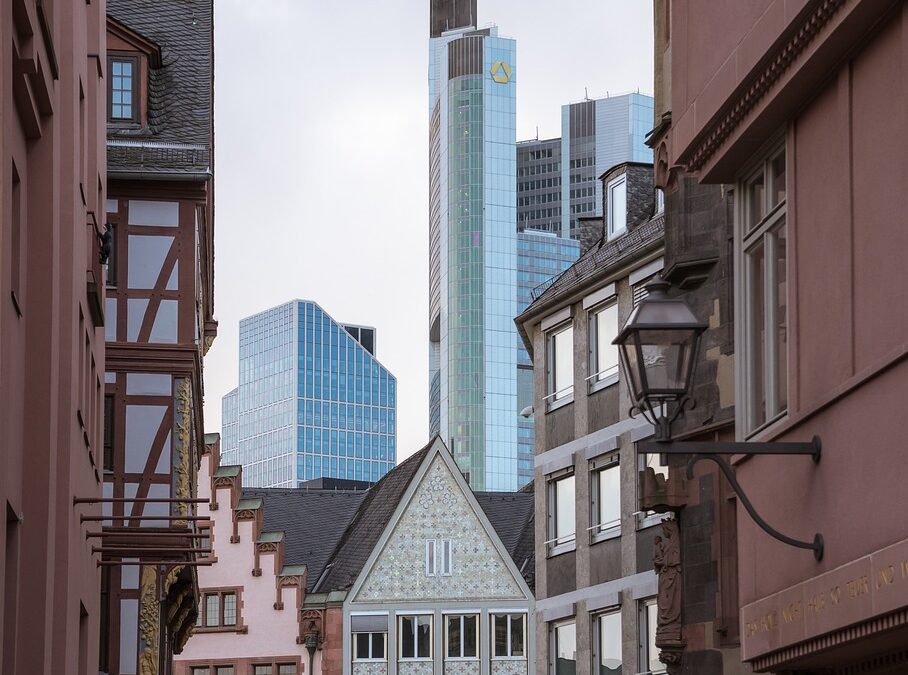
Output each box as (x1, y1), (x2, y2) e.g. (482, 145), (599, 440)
(355, 457), (523, 602)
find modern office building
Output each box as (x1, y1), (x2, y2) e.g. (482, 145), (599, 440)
(517, 94), (653, 241)
(428, 0), (518, 491)
(222, 300), (397, 488)
(516, 231), (580, 486)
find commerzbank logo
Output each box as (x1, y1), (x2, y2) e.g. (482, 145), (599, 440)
(490, 61), (511, 84)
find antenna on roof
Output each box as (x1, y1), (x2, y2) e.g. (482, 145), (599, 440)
(535, 125), (539, 141)
(584, 87), (589, 101)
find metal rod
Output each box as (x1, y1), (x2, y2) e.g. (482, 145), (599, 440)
(686, 454), (824, 561)
(93, 547), (212, 554)
(80, 515), (205, 522)
(97, 561), (213, 567)
(639, 435), (822, 463)
(86, 531), (205, 539)
(74, 497), (208, 505)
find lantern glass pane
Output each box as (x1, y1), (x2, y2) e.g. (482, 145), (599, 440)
(637, 329), (696, 395)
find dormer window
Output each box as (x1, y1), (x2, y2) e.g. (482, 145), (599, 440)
(606, 174), (627, 238)
(108, 55), (139, 123)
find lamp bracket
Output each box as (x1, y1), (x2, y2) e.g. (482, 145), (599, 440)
(637, 438), (824, 561)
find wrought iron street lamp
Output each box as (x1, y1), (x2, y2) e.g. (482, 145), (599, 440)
(614, 276), (824, 560)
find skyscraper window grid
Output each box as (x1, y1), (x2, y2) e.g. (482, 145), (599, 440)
(222, 301), (396, 487)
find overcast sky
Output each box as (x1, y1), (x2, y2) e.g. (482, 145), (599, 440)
(204, 0), (654, 461)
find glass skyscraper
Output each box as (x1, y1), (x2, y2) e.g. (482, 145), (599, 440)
(221, 300), (397, 487)
(516, 231), (579, 484)
(428, 1), (518, 491)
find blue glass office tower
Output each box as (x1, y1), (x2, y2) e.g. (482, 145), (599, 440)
(221, 300), (397, 487)
(516, 232), (580, 484)
(428, 4), (518, 491)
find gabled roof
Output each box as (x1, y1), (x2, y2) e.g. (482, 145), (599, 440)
(316, 440), (434, 592)
(474, 491), (535, 591)
(106, 0), (212, 174)
(516, 213), (665, 354)
(241, 487), (367, 592)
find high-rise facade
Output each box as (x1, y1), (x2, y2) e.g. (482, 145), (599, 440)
(428, 1), (518, 491)
(222, 300), (397, 488)
(516, 231), (579, 485)
(560, 94), (654, 238)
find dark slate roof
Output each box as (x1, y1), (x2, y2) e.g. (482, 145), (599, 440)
(475, 490), (535, 592)
(526, 214), (664, 313)
(316, 441), (434, 592)
(241, 488), (367, 592)
(107, 0), (212, 174)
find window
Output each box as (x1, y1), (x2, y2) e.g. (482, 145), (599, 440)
(354, 632), (387, 661)
(108, 55), (139, 122)
(198, 590), (238, 629)
(216, 668), (235, 675)
(739, 144), (787, 434)
(655, 188), (665, 215)
(445, 614), (478, 659)
(552, 621), (576, 675)
(198, 525), (212, 558)
(639, 599), (664, 674)
(548, 472), (575, 554)
(607, 175), (627, 238)
(425, 539), (450, 576)
(546, 324), (574, 408)
(492, 613), (525, 658)
(588, 302), (619, 390)
(590, 459), (620, 540)
(399, 615), (432, 660)
(278, 667), (296, 675)
(596, 610), (622, 675)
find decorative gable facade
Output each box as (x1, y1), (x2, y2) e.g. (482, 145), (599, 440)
(175, 437), (534, 675)
(344, 440), (535, 675)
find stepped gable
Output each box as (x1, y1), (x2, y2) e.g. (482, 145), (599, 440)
(316, 440), (435, 592)
(241, 488), (367, 592)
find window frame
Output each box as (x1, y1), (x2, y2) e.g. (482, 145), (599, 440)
(107, 53), (140, 124)
(547, 469), (576, 556)
(444, 613), (479, 661)
(587, 300), (620, 392)
(491, 612), (527, 660)
(196, 589), (241, 632)
(606, 174), (628, 239)
(545, 322), (574, 411)
(639, 598), (665, 675)
(589, 455), (621, 542)
(398, 614), (433, 661)
(425, 538), (453, 577)
(594, 608), (623, 675)
(736, 140), (789, 438)
(352, 631), (388, 662)
(550, 619), (577, 675)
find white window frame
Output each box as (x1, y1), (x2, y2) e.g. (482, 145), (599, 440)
(398, 614), (433, 661)
(546, 470), (576, 556)
(545, 322), (574, 411)
(444, 614), (479, 661)
(606, 174), (627, 239)
(587, 300), (620, 392)
(736, 140), (788, 438)
(426, 539), (452, 577)
(425, 539), (436, 576)
(352, 631), (387, 662)
(589, 456), (621, 542)
(491, 612), (527, 660)
(655, 187), (665, 215)
(639, 598), (665, 675)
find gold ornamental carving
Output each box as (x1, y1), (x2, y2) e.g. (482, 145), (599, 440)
(138, 566), (160, 675)
(163, 564), (184, 596)
(174, 377), (192, 526)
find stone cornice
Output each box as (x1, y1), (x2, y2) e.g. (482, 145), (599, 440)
(679, 0), (846, 173)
